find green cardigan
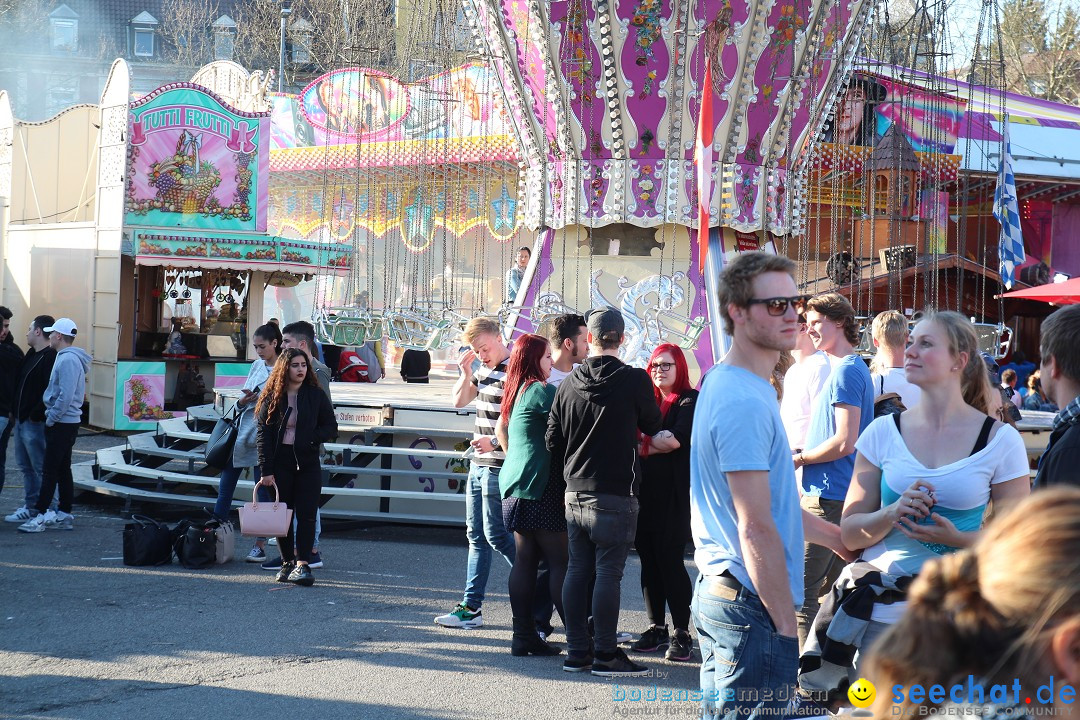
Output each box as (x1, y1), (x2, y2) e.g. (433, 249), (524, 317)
(498, 381), (556, 500)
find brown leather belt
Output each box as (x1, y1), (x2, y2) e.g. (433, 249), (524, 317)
(706, 571), (746, 601)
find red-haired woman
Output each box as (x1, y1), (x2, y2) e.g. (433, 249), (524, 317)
(495, 333), (566, 656)
(256, 348), (337, 587)
(630, 343), (698, 661)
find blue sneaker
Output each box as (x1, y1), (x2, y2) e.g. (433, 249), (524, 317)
(308, 551), (323, 569)
(261, 556), (283, 571)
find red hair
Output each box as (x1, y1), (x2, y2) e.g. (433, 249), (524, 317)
(501, 333), (550, 419)
(641, 343), (691, 456)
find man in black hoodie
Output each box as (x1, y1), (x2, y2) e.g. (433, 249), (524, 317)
(3, 315), (56, 524)
(547, 307), (663, 677)
(0, 306), (24, 494)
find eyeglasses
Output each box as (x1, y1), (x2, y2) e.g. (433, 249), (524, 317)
(649, 362), (675, 372)
(746, 295), (810, 316)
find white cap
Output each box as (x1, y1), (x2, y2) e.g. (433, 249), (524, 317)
(44, 318), (78, 336)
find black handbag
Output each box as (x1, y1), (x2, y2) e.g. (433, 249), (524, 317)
(122, 515), (173, 566)
(204, 406), (240, 468)
(172, 519), (219, 569)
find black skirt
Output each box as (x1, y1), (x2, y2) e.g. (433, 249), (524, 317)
(502, 470), (567, 533)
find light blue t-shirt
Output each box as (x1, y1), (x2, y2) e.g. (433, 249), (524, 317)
(801, 354), (875, 500)
(690, 364), (805, 608)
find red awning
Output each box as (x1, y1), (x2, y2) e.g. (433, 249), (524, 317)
(998, 277), (1080, 305)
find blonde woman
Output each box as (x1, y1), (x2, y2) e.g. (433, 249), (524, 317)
(867, 487), (1080, 720)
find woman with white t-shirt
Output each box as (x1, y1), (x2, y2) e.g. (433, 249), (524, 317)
(799, 311), (1030, 704)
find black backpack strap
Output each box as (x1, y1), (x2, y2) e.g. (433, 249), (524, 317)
(970, 417), (996, 456)
(892, 412), (901, 432)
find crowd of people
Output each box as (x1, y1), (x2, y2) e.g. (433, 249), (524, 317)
(5, 256), (1080, 719)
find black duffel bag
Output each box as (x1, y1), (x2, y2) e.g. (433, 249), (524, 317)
(204, 406), (240, 469)
(123, 515), (173, 566)
(172, 519), (219, 569)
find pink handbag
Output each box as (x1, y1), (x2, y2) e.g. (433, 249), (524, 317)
(238, 483), (293, 538)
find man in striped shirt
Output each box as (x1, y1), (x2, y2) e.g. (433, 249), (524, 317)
(435, 317), (516, 629)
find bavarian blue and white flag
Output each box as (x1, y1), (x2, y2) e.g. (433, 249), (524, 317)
(993, 120), (1025, 289)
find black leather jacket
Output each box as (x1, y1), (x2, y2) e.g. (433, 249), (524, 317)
(257, 384), (337, 475)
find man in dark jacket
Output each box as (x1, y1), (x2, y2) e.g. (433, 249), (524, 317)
(0, 306), (25, 495)
(4, 315), (56, 524)
(1035, 304), (1080, 488)
(546, 307), (662, 677)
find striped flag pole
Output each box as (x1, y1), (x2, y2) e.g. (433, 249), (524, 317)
(696, 62), (715, 274)
(993, 119), (1025, 290)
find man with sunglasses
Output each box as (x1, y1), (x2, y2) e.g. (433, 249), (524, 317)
(794, 292), (874, 646)
(691, 253), (850, 720)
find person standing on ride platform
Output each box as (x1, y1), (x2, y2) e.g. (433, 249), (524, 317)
(1034, 304), (1080, 488)
(505, 246), (531, 304)
(436, 317), (515, 629)
(690, 253), (850, 720)
(255, 348), (337, 586)
(793, 292), (874, 647)
(547, 307), (663, 677)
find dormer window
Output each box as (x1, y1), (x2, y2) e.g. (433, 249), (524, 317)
(130, 11), (157, 58)
(50, 4), (78, 53)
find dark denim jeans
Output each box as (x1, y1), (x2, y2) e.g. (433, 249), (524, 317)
(692, 573), (798, 720)
(36, 422), (79, 515)
(13, 420), (50, 510)
(214, 464), (262, 520)
(0, 416), (11, 493)
(563, 491), (638, 657)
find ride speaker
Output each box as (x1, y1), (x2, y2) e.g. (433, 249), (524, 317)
(826, 252), (860, 286)
(1019, 262), (1051, 287)
(879, 245), (917, 272)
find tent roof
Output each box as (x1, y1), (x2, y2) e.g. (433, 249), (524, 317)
(998, 277), (1080, 305)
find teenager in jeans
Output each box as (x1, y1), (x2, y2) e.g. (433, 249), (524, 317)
(212, 323), (282, 562)
(18, 319), (91, 533)
(547, 307), (663, 677)
(435, 317), (515, 628)
(5, 315), (56, 524)
(256, 348), (337, 586)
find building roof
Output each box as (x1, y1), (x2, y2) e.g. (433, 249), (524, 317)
(867, 122), (921, 172)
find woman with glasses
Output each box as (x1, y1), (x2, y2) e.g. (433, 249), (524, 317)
(629, 343), (698, 661)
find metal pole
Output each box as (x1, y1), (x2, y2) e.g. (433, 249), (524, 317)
(278, 8), (286, 93)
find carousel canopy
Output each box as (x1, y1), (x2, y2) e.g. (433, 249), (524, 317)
(999, 276), (1080, 305)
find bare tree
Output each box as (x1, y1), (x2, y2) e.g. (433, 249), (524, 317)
(158, 0), (221, 68)
(999, 0), (1080, 103)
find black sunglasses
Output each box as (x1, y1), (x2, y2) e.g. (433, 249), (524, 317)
(746, 295), (810, 316)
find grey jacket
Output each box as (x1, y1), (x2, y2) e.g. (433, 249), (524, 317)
(44, 346), (91, 426)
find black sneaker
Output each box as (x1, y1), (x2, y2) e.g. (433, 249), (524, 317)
(591, 648), (650, 677)
(665, 629), (693, 662)
(288, 563), (314, 586)
(563, 653), (594, 673)
(276, 561), (296, 582)
(631, 624), (669, 652)
(262, 556), (284, 571)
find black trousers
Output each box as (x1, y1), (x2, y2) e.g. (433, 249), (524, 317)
(635, 527), (693, 630)
(273, 445), (322, 564)
(35, 422), (79, 515)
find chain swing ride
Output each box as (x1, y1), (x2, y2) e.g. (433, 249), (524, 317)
(303, 0), (1018, 365)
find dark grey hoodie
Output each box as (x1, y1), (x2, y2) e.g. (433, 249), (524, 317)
(545, 355), (662, 497)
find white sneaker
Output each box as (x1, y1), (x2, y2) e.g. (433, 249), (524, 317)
(5, 506), (34, 523)
(268, 537), (278, 546)
(17, 510), (53, 533)
(49, 511), (74, 530)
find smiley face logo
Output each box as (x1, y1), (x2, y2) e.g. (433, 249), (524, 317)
(848, 678), (876, 708)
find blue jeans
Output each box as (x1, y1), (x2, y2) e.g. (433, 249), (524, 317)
(214, 463), (261, 520)
(13, 420), (50, 510)
(462, 463), (515, 609)
(563, 491), (638, 657)
(692, 573), (799, 720)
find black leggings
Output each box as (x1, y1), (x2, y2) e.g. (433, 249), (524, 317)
(273, 446), (321, 564)
(509, 529), (568, 627)
(635, 527), (692, 630)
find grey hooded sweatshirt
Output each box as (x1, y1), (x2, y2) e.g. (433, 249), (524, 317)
(44, 346), (92, 426)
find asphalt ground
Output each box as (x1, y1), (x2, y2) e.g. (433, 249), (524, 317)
(0, 432), (702, 720)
